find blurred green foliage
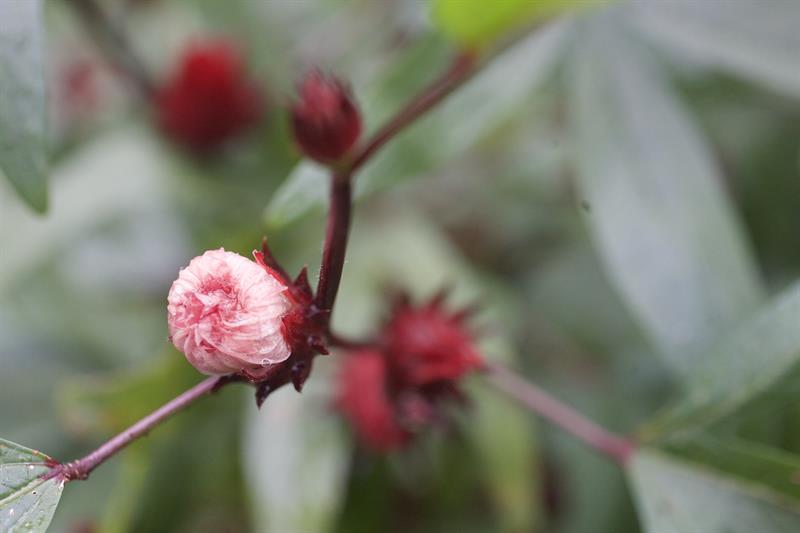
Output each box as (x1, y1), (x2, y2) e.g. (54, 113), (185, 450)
(2, 0), (800, 532)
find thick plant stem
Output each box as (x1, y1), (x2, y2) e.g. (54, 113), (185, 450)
(52, 375), (237, 481)
(315, 175), (353, 314)
(69, 0), (155, 99)
(314, 52), (477, 315)
(53, 50), (482, 482)
(485, 363), (636, 465)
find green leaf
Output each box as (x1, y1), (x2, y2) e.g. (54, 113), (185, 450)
(244, 359), (350, 533)
(265, 20), (570, 229)
(568, 15), (764, 374)
(431, 0), (605, 48)
(0, 438), (62, 532)
(663, 436), (800, 505)
(0, 127), (174, 296)
(628, 0), (800, 97)
(627, 448), (800, 533)
(0, 0), (48, 212)
(642, 282), (800, 441)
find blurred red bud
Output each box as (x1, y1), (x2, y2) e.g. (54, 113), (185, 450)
(383, 293), (484, 387)
(334, 292), (485, 453)
(335, 350), (411, 452)
(290, 70), (361, 164)
(155, 39), (263, 153)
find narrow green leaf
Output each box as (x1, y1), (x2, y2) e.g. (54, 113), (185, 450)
(244, 360), (350, 533)
(0, 0), (48, 212)
(568, 15), (764, 374)
(265, 21), (570, 229)
(642, 282), (800, 440)
(628, 0), (800, 97)
(663, 436), (800, 505)
(627, 448), (800, 533)
(0, 127), (173, 295)
(0, 438), (62, 532)
(431, 0), (605, 48)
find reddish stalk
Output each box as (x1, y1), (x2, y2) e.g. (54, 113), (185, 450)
(314, 52), (478, 315)
(69, 0), (155, 99)
(348, 52), (477, 174)
(51, 375), (240, 481)
(314, 174), (353, 314)
(485, 363), (635, 465)
(54, 51), (479, 482)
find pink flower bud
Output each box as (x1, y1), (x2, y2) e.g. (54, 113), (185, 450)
(156, 39), (263, 153)
(167, 249), (291, 376)
(290, 70), (361, 163)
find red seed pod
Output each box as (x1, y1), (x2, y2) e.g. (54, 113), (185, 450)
(383, 292), (484, 387)
(290, 70), (362, 164)
(156, 39), (263, 153)
(333, 291), (485, 453)
(335, 350), (411, 452)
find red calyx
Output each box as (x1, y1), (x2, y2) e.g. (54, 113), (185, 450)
(247, 241), (329, 403)
(333, 291), (484, 453)
(383, 291), (484, 387)
(290, 70), (362, 164)
(155, 39), (263, 154)
(335, 349), (412, 452)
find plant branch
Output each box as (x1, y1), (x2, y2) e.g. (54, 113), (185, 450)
(348, 51), (476, 174)
(314, 174), (353, 314)
(484, 362), (635, 465)
(51, 375), (241, 482)
(69, 0), (155, 99)
(314, 51), (478, 315)
(52, 47), (481, 483)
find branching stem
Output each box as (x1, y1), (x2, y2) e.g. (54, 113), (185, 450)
(54, 51), (478, 481)
(314, 174), (353, 314)
(314, 52), (477, 316)
(50, 375), (241, 481)
(69, 0), (155, 99)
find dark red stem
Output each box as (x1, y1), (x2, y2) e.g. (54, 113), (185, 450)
(485, 363), (635, 465)
(314, 174), (353, 314)
(51, 375), (238, 481)
(328, 332), (370, 350)
(314, 52), (478, 316)
(52, 50), (480, 483)
(349, 52), (476, 174)
(69, 0), (155, 99)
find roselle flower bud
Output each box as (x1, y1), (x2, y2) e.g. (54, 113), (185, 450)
(290, 70), (362, 163)
(167, 249), (291, 376)
(335, 350), (411, 452)
(383, 293), (484, 387)
(156, 40), (263, 153)
(334, 292), (485, 453)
